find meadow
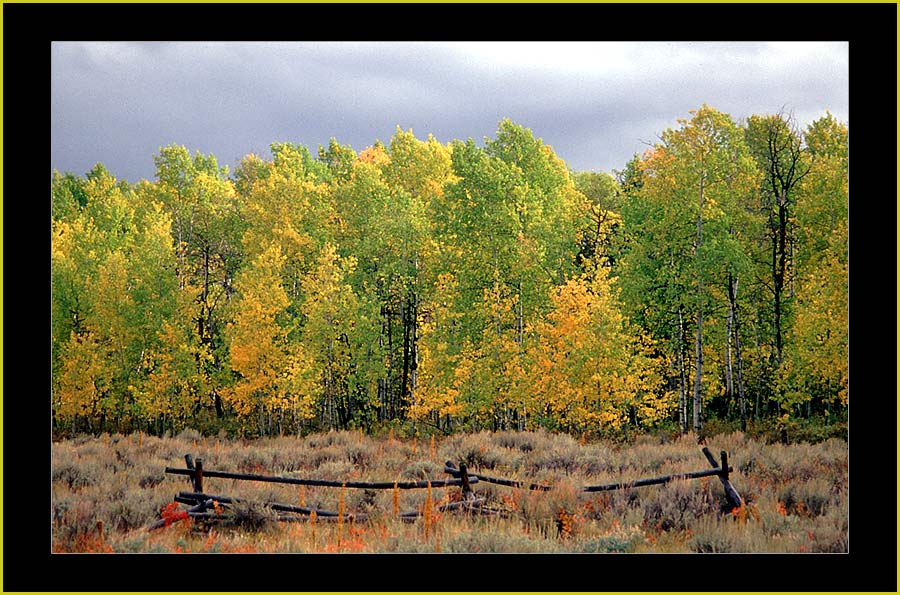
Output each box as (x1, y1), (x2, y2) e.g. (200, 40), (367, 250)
(51, 428), (848, 554)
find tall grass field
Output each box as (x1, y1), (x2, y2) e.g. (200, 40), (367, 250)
(51, 429), (847, 554)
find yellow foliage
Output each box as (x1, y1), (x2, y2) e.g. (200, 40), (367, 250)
(359, 144), (391, 167)
(385, 128), (455, 203)
(135, 320), (197, 419)
(55, 332), (110, 418)
(780, 222), (848, 408)
(226, 243), (317, 422)
(527, 269), (666, 433)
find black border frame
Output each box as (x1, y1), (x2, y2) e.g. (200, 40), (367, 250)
(9, 2), (896, 592)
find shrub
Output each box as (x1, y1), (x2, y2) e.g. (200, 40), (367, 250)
(234, 449), (273, 473)
(305, 445), (346, 470)
(776, 477), (835, 518)
(52, 497), (101, 547)
(690, 530), (737, 552)
(531, 442), (582, 475)
(578, 524), (645, 552)
(314, 459), (355, 480)
(491, 431), (536, 452)
(175, 428), (203, 442)
(401, 460), (442, 480)
(108, 495), (158, 532)
(443, 527), (558, 553)
(449, 433), (509, 471)
(344, 443), (375, 469)
(574, 443), (616, 477)
(52, 462), (99, 491)
(641, 480), (717, 532)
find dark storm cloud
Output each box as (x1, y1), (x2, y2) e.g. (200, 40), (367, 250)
(51, 42), (848, 183)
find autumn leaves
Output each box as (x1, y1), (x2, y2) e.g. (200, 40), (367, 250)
(51, 111), (848, 438)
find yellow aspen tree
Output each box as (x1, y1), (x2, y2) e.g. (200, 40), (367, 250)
(529, 263), (666, 435)
(55, 331), (111, 428)
(781, 221), (848, 410)
(226, 243), (315, 434)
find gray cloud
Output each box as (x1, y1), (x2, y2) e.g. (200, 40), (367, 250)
(51, 41), (848, 183)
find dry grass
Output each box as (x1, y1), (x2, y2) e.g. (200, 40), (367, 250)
(50, 429), (847, 553)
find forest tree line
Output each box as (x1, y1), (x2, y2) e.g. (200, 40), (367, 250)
(51, 106), (848, 438)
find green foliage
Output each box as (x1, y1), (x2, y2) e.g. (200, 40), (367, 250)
(317, 138), (357, 183)
(51, 170), (89, 220)
(50, 112), (847, 439)
(617, 106), (759, 434)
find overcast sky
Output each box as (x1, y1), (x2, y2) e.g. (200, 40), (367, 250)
(51, 41), (848, 183)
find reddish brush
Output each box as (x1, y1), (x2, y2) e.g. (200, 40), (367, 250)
(160, 501), (189, 527)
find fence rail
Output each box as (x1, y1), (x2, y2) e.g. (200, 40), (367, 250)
(150, 446), (742, 530)
(581, 466), (730, 492)
(163, 466), (479, 490)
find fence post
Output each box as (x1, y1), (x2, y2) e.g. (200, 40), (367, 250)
(195, 458), (204, 494)
(458, 462), (473, 500)
(701, 447), (742, 510)
(184, 454), (197, 492)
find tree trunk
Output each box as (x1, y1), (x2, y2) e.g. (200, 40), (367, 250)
(516, 280), (524, 347)
(725, 291), (734, 406)
(214, 389), (223, 419)
(410, 287), (419, 415)
(727, 275), (748, 432)
(692, 309), (704, 435)
(517, 279), (525, 432)
(773, 202), (788, 368)
(676, 307), (688, 435)
(401, 296), (410, 412)
(386, 303), (394, 420)
(203, 244), (210, 315)
(789, 224), (796, 299)
(692, 176), (705, 436)
(336, 333), (351, 430)
(753, 315), (764, 420)
(757, 113), (808, 377)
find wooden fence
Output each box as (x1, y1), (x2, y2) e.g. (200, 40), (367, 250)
(149, 447), (742, 530)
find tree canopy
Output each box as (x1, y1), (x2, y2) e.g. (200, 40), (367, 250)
(51, 112), (848, 439)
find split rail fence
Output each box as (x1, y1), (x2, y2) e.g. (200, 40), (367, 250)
(149, 447), (742, 530)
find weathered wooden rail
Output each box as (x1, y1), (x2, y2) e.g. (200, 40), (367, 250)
(164, 464), (479, 491)
(150, 447), (742, 530)
(445, 450), (741, 508)
(444, 461), (552, 491)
